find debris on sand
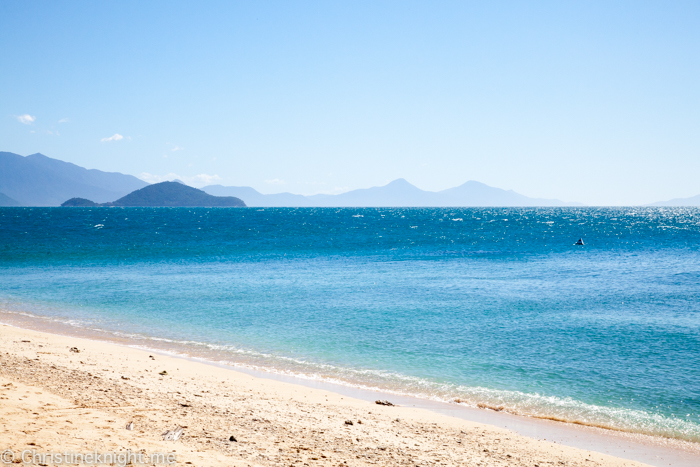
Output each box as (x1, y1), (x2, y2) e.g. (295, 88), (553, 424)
(162, 427), (184, 441)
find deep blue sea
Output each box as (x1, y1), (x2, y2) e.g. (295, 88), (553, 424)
(1, 207), (699, 442)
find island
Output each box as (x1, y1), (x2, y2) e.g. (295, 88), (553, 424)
(61, 181), (246, 207)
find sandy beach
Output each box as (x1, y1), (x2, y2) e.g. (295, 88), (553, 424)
(0, 324), (673, 467)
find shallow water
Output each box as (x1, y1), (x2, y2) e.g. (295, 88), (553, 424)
(1, 207), (698, 442)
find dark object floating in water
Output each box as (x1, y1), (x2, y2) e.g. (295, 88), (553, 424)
(575, 238), (584, 245)
(375, 400), (396, 406)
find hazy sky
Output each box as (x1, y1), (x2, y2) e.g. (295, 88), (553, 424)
(1, 1), (699, 205)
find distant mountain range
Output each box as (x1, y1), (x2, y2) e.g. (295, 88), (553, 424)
(204, 178), (581, 207)
(647, 194), (700, 207)
(62, 181), (245, 207)
(0, 151), (148, 206)
(2, 151), (699, 207)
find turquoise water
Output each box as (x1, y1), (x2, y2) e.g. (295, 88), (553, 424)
(1, 207), (699, 441)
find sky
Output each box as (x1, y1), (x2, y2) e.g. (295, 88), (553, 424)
(1, 1), (699, 205)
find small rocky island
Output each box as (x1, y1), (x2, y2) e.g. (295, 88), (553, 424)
(62, 181), (246, 207)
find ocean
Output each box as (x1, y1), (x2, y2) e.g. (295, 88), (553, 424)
(1, 207), (698, 442)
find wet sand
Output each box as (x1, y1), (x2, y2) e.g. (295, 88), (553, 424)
(0, 324), (671, 467)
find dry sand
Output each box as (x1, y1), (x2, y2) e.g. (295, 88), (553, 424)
(0, 324), (655, 466)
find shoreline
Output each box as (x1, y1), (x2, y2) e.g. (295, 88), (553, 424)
(2, 307), (697, 444)
(0, 316), (698, 466)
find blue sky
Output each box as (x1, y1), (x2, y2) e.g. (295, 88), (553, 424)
(1, 1), (698, 205)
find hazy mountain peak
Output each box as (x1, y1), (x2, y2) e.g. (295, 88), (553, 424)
(26, 152), (50, 159)
(0, 151), (148, 206)
(379, 178), (422, 192)
(386, 178), (413, 186)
